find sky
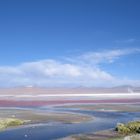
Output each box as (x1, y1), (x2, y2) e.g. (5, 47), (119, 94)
(0, 0), (140, 87)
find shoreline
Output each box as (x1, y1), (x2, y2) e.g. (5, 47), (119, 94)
(58, 129), (123, 140)
(0, 102), (140, 139)
(0, 107), (93, 127)
(0, 99), (140, 140)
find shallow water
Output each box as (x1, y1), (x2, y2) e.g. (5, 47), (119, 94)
(0, 106), (140, 140)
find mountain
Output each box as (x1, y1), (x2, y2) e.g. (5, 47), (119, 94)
(0, 85), (140, 95)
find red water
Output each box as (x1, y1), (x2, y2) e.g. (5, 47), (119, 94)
(0, 99), (140, 107)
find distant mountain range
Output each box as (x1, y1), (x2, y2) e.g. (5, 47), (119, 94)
(0, 85), (140, 95)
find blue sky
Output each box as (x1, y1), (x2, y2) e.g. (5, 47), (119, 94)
(0, 0), (140, 87)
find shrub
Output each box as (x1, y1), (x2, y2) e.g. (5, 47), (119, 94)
(0, 118), (24, 130)
(116, 121), (140, 135)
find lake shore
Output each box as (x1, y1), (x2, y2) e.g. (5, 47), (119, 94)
(0, 108), (93, 128)
(56, 103), (140, 140)
(58, 129), (123, 140)
(0, 98), (140, 139)
(56, 103), (140, 112)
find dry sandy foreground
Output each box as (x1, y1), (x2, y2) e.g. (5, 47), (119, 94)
(58, 130), (140, 140)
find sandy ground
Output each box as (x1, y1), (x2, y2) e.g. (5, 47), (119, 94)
(59, 130), (140, 140)
(57, 104), (140, 112)
(0, 108), (92, 124)
(58, 129), (123, 140)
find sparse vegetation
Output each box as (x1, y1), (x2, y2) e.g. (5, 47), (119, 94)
(0, 118), (25, 131)
(116, 121), (140, 135)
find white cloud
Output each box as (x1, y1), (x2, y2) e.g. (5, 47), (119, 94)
(79, 48), (140, 64)
(0, 49), (140, 87)
(0, 60), (113, 87)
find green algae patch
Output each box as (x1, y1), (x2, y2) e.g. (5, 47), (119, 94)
(0, 118), (25, 131)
